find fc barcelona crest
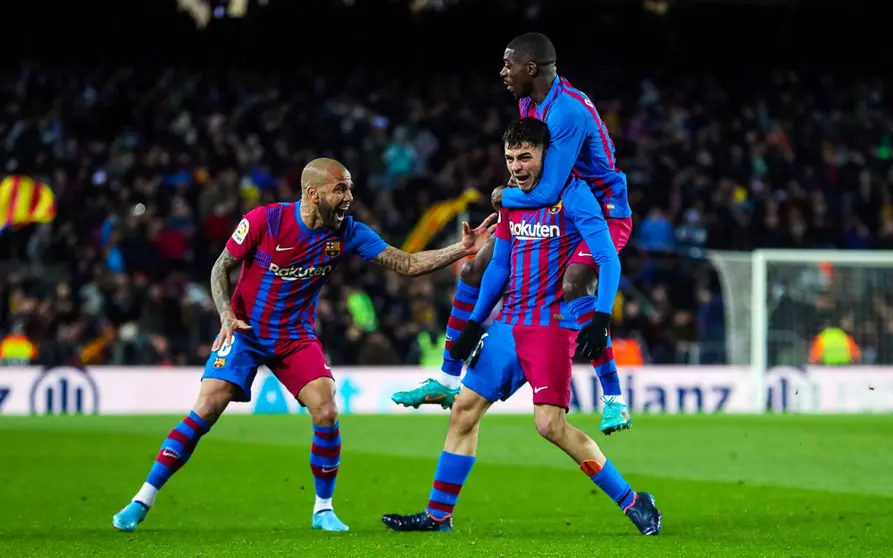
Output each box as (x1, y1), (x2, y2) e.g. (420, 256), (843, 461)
(549, 200), (563, 214)
(325, 240), (342, 257)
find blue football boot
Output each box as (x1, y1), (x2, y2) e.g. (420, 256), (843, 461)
(312, 509), (350, 532)
(112, 501), (149, 532)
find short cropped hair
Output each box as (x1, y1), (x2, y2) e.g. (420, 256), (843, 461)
(506, 32), (557, 66)
(503, 118), (551, 150)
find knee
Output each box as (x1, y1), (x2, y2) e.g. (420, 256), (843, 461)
(194, 380), (238, 425)
(562, 265), (596, 302)
(298, 377), (338, 426)
(459, 257), (485, 288)
(309, 400), (339, 427)
(193, 398), (226, 424)
(534, 408), (567, 444)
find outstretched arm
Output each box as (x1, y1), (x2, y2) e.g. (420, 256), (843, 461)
(502, 106), (586, 209)
(372, 243), (472, 277)
(563, 181), (620, 315)
(351, 215), (497, 277)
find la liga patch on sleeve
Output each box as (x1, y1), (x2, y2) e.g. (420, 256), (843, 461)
(232, 218), (249, 244)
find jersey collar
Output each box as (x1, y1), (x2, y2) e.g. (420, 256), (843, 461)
(534, 76), (562, 109)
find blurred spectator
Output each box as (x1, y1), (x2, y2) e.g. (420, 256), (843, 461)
(2, 52), (893, 366)
(637, 208), (675, 252)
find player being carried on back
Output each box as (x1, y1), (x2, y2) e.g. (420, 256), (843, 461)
(382, 119), (661, 535)
(392, 33), (634, 435)
(112, 158), (496, 534)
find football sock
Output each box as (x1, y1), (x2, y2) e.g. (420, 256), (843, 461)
(567, 295), (623, 400)
(137, 411), (210, 507)
(581, 459), (635, 510)
(593, 336), (622, 399)
(440, 280), (480, 388)
(310, 422), (341, 513)
(426, 451), (475, 520)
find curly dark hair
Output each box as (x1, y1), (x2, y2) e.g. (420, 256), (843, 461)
(502, 117), (551, 151)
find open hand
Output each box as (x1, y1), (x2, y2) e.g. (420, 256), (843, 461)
(212, 313), (252, 353)
(460, 213), (498, 254)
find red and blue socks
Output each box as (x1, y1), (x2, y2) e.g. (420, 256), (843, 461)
(581, 459), (636, 510)
(310, 422), (341, 513)
(440, 280), (480, 389)
(568, 295), (623, 398)
(426, 451), (475, 520)
(134, 410), (210, 507)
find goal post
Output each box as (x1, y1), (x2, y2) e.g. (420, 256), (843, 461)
(708, 249), (893, 412)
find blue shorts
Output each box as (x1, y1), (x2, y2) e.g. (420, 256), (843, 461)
(461, 321), (577, 409)
(202, 330), (332, 403)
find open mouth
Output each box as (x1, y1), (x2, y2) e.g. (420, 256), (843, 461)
(513, 173), (531, 189)
(334, 204), (350, 220)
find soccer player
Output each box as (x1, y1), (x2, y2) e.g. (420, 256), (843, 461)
(112, 158), (496, 533)
(392, 33), (634, 435)
(382, 119), (660, 535)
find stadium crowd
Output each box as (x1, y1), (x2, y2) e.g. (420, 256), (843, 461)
(1, 62), (892, 367)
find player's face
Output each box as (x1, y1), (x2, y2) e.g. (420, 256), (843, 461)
(317, 171), (354, 227)
(501, 49), (534, 99)
(504, 142), (544, 192)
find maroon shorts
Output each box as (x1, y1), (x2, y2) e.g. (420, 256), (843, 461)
(567, 216), (633, 271)
(270, 338), (333, 402)
(516, 325), (578, 409)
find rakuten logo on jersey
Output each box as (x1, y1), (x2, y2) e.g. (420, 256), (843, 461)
(509, 220), (561, 240)
(269, 263), (334, 281)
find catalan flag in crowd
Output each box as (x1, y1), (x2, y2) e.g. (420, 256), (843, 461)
(401, 188), (482, 253)
(0, 175), (57, 234)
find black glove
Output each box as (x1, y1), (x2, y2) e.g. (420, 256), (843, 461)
(576, 312), (612, 360)
(449, 320), (484, 361)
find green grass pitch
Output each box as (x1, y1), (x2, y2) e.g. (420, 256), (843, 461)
(1, 414), (891, 557)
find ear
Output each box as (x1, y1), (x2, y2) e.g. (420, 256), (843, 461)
(307, 186), (320, 204)
(528, 62), (538, 77)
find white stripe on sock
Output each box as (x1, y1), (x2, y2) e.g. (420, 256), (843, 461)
(133, 482), (158, 508)
(314, 497), (333, 514)
(437, 372), (461, 390)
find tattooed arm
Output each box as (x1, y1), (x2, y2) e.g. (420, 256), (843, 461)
(351, 214), (496, 278)
(210, 247), (242, 320)
(210, 210), (263, 351)
(372, 243), (471, 277)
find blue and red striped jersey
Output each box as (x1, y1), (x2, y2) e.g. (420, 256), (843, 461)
(491, 179), (617, 329)
(225, 203), (388, 339)
(506, 76), (631, 219)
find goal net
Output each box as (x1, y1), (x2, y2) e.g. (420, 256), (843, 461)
(708, 249), (893, 408)
(708, 250), (893, 371)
